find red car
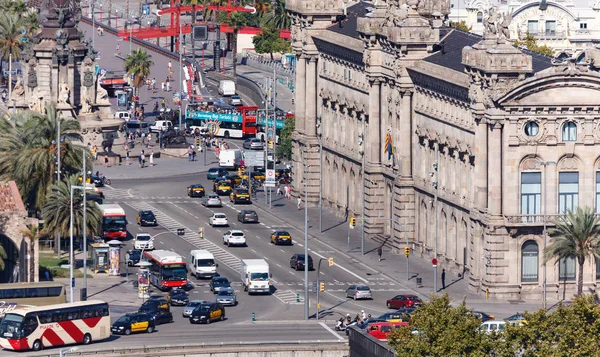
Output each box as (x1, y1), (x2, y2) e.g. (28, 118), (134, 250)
(386, 294), (422, 309)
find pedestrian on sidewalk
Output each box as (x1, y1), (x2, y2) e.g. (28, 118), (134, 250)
(125, 148), (130, 165)
(104, 154), (109, 167)
(297, 197), (301, 210)
(377, 244), (383, 262)
(149, 150), (154, 166)
(441, 269), (446, 290)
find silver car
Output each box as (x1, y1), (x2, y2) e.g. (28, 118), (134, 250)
(346, 284), (372, 300)
(182, 300), (206, 317)
(202, 194), (222, 207)
(216, 287), (237, 306)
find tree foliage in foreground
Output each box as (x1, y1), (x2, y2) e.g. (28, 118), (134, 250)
(388, 294), (600, 357)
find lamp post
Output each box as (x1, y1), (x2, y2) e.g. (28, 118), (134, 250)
(538, 160), (556, 309)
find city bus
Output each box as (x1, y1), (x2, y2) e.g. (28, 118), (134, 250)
(185, 103), (259, 138)
(143, 250), (188, 291)
(0, 300), (110, 351)
(0, 282), (67, 317)
(97, 203), (127, 240)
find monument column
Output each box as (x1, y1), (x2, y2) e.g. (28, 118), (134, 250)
(368, 79), (381, 165)
(488, 122), (502, 216)
(305, 55), (317, 137)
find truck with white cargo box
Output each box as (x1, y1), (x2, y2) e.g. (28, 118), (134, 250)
(240, 259), (271, 294)
(190, 250), (218, 279)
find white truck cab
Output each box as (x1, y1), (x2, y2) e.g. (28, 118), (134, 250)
(190, 249), (218, 279)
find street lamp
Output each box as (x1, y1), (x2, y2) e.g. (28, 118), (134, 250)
(537, 160), (556, 309)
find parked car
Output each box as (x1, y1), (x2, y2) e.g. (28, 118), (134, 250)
(126, 249), (142, 266)
(137, 210), (157, 226)
(189, 302), (225, 324)
(182, 300), (206, 317)
(216, 287), (237, 306)
(346, 284), (372, 300)
(243, 138), (264, 150)
(138, 298), (173, 324)
(134, 233), (154, 250)
(111, 312), (155, 335)
(202, 194), (222, 207)
(168, 288), (189, 306)
(238, 210), (259, 223)
(223, 230), (247, 247)
(210, 276), (231, 293)
(209, 213), (228, 227)
(386, 294), (422, 309)
(290, 254), (313, 271)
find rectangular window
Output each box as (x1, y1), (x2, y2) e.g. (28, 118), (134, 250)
(580, 23), (588, 29)
(521, 172), (541, 220)
(545, 21), (556, 34)
(559, 256), (576, 281)
(559, 172), (579, 213)
(528, 20), (539, 34)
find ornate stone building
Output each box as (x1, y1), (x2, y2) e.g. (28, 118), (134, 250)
(287, 0), (600, 299)
(449, 0), (600, 53)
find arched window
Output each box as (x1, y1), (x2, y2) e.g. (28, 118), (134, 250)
(562, 122), (577, 141)
(521, 240), (539, 282)
(477, 12), (483, 23)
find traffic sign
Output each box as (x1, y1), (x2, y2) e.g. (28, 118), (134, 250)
(265, 169), (276, 187)
(432, 258), (438, 267)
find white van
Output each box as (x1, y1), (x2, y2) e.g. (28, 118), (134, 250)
(190, 249), (218, 279)
(218, 80), (236, 96)
(219, 149), (242, 169)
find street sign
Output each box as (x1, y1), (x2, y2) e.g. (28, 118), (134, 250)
(265, 169), (276, 187)
(243, 150), (265, 167)
(432, 258), (438, 267)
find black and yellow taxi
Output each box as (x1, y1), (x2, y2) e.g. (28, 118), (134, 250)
(213, 179), (232, 195)
(271, 230), (293, 245)
(111, 312), (155, 335)
(187, 184), (205, 197)
(189, 302), (225, 324)
(230, 187), (251, 204)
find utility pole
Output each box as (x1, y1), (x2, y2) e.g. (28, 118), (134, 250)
(432, 144), (439, 293)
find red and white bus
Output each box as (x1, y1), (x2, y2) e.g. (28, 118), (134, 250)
(0, 300), (110, 351)
(97, 203), (127, 240)
(143, 250), (188, 291)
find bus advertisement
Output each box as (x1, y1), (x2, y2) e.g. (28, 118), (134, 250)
(97, 203), (127, 240)
(0, 300), (110, 351)
(143, 250), (188, 291)
(185, 103), (259, 138)
(0, 283), (67, 318)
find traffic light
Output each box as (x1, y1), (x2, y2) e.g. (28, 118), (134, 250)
(404, 247), (410, 257)
(319, 282), (325, 292)
(328, 257), (334, 267)
(349, 217), (356, 229)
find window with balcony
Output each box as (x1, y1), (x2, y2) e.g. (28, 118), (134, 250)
(521, 172), (541, 218)
(545, 21), (556, 35)
(562, 122), (577, 141)
(528, 20), (539, 34)
(521, 240), (539, 282)
(559, 256), (576, 281)
(477, 12), (483, 23)
(559, 172), (578, 213)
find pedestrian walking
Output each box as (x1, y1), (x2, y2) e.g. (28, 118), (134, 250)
(441, 269), (446, 290)
(377, 244), (383, 262)
(104, 154), (109, 167)
(297, 197), (301, 210)
(149, 150), (154, 166)
(125, 148), (130, 165)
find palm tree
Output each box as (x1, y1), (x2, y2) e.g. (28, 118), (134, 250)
(544, 206), (600, 296)
(20, 224), (46, 282)
(226, 12), (247, 78)
(0, 241), (7, 272)
(124, 49), (154, 99)
(42, 175), (103, 262)
(265, 0), (290, 29)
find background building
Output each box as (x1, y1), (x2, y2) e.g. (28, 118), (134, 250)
(288, 0), (600, 299)
(449, 0), (600, 52)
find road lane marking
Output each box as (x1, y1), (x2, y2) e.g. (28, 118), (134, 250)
(319, 322), (344, 340)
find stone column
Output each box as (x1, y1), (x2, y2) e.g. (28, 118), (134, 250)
(488, 122), (502, 216)
(294, 54), (306, 134)
(305, 55), (317, 137)
(399, 90), (412, 177)
(368, 79), (381, 165)
(474, 118), (488, 211)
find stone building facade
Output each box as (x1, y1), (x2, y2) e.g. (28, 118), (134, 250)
(287, 0), (600, 299)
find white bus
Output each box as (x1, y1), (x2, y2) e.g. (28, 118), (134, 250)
(0, 300), (110, 351)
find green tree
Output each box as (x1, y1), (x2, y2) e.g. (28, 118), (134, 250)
(388, 294), (493, 357)
(275, 112), (295, 161)
(514, 33), (555, 57)
(225, 12), (247, 78)
(124, 49), (154, 98)
(544, 206), (600, 296)
(253, 26), (291, 60)
(42, 174), (103, 257)
(20, 224), (47, 282)
(450, 20), (472, 32)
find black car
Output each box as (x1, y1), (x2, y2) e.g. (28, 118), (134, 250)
(238, 210), (259, 223)
(168, 288), (189, 306)
(139, 298), (173, 324)
(189, 302), (225, 324)
(210, 276), (231, 293)
(137, 210), (157, 226)
(111, 312), (155, 335)
(290, 254), (314, 271)
(126, 249), (142, 267)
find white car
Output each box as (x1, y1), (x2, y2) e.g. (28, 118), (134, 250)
(209, 213), (228, 227)
(223, 230), (246, 247)
(134, 233), (154, 250)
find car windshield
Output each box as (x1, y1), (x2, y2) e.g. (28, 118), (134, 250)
(137, 235), (151, 241)
(116, 316), (131, 324)
(218, 291), (234, 297)
(250, 273), (269, 281)
(357, 286), (370, 291)
(0, 313), (24, 339)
